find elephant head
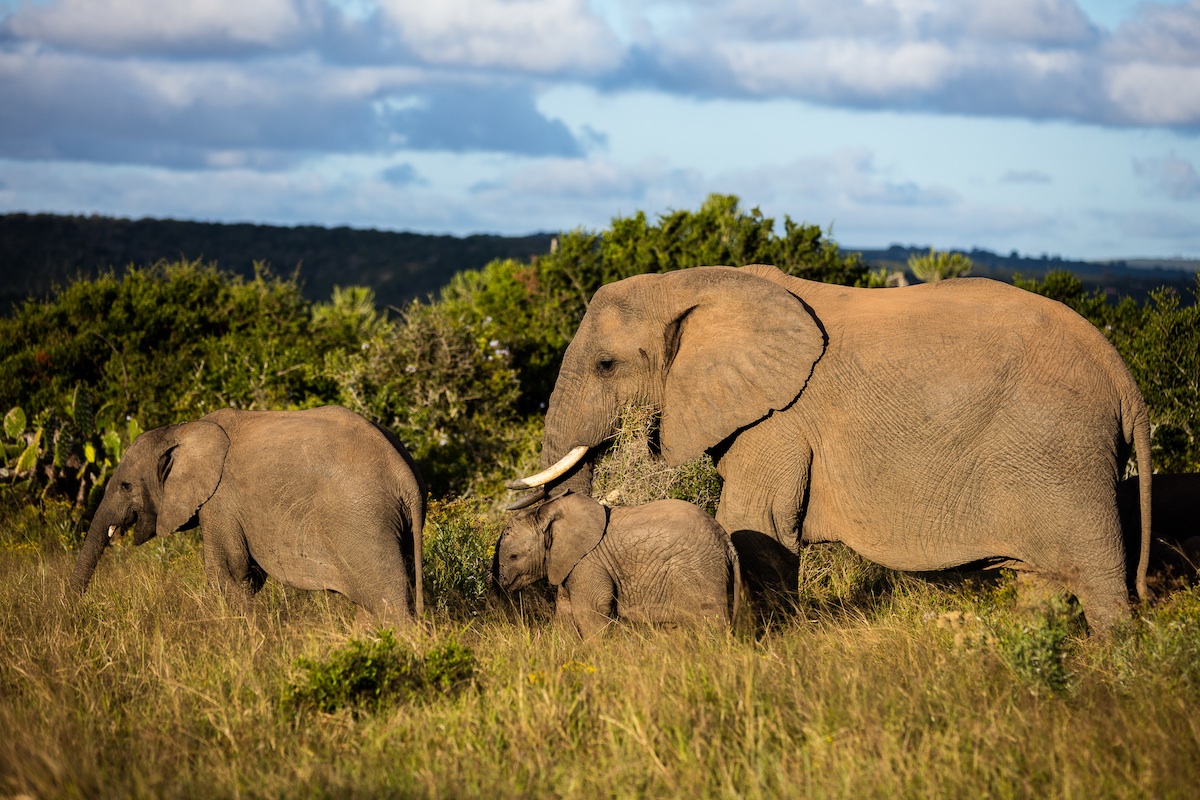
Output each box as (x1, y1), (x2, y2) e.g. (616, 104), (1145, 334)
(70, 421), (230, 593)
(508, 266), (826, 500)
(494, 492), (608, 590)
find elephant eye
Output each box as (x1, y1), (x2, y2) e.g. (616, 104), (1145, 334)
(119, 481), (132, 492)
(595, 356), (617, 376)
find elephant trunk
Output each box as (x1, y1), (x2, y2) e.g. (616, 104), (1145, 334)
(69, 512), (118, 594)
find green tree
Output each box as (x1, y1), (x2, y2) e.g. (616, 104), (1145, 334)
(0, 261), (337, 428)
(441, 193), (866, 412)
(908, 248), (974, 283)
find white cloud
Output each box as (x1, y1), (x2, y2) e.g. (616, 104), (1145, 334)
(376, 0), (622, 74)
(3, 0), (314, 55)
(719, 39), (962, 98)
(930, 0), (1096, 45)
(1106, 62), (1200, 126)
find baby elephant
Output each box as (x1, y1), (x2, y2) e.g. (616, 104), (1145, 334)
(494, 492), (740, 638)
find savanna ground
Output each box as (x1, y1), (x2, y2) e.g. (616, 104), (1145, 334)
(3, 499), (1199, 799)
(3, 196), (1200, 797)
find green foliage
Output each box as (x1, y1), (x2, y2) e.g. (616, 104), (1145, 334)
(322, 299), (526, 496)
(287, 630), (477, 717)
(908, 247), (974, 282)
(441, 194), (866, 411)
(0, 261), (339, 427)
(992, 596), (1080, 694)
(422, 498), (502, 614)
(2, 393), (142, 531)
(1117, 280), (1200, 471)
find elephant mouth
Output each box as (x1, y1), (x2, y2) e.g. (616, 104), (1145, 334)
(499, 572), (535, 593)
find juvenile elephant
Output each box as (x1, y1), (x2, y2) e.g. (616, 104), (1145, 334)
(494, 493), (740, 638)
(70, 406), (425, 624)
(508, 265), (1153, 635)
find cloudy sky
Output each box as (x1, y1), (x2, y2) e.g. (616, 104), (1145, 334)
(2, 0), (1199, 260)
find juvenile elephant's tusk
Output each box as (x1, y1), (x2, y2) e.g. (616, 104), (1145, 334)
(505, 445), (590, 490)
(107, 525), (118, 539)
(505, 487), (547, 511)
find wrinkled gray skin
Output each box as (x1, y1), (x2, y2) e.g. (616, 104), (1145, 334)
(495, 493), (740, 638)
(530, 264), (1153, 635)
(70, 406), (425, 624)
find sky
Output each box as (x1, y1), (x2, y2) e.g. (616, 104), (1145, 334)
(1, 0), (1199, 261)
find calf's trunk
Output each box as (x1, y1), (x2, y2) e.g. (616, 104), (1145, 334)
(69, 514), (118, 594)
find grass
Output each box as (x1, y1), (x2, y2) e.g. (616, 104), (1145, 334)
(4, 406), (1197, 797)
(2, 519), (1199, 799)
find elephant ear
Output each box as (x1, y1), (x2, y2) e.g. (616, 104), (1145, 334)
(661, 266), (826, 465)
(545, 492), (607, 586)
(156, 421), (230, 537)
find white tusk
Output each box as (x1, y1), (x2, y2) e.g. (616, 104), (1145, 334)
(505, 445), (589, 490)
(107, 525), (118, 539)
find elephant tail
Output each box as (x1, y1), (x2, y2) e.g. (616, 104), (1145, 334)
(726, 535), (743, 625)
(1133, 402), (1153, 603)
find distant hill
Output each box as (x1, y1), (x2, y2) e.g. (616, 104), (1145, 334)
(1, 214), (1196, 314)
(859, 246), (1198, 302)
(0, 213), (557, 312)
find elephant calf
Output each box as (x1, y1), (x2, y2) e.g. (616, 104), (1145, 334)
(70, 406), (426, 625)
(494, 492), (740, 638)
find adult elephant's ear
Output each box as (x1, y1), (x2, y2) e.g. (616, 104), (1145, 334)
(661, 266), (826, 465)
(156, 421), (230, 537)
(545, 493), (607, 586)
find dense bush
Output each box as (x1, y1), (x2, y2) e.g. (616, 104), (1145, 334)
(287, 630), (477, 717)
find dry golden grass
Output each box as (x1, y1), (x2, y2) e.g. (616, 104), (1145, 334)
(2, 521), (1198, 799)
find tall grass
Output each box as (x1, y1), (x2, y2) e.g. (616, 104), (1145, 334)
(2, 520), (1198, 798)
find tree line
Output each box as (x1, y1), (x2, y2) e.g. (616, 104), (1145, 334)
(1, 194), (1197, 543)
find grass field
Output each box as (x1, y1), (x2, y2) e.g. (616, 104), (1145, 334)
(2, 519), (1198, 799)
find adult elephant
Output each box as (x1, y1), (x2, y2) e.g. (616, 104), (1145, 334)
(71, 405), (425, 624)
(508, 264), (1153, 634)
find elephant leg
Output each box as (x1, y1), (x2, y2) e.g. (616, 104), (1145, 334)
(561, 563), (616, 639)
(716, 436), (807, 614)
(714, 428), (809, 555)
(334, 533), (414, 627)
(729, 530), (799, 616)
(1067, 554), (1133, 637)
(200, 519), (257, 609)
(1018, 504), (1131, 637)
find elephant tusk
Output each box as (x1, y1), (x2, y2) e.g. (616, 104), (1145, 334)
(107, 525), (118, 539)
(505, 445), (589, 490)
(504, 487), (547, 511)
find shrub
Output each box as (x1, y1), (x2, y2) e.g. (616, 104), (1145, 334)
(423, 498), (503, 615)
(287, 630), (477, 717)
(0, 261), (335, 427)
(992, 595), (1081, 694)
(322, 299), (525, 497)
(907, 248), (974, 282)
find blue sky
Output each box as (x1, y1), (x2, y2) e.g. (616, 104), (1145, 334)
(1, 0), (1198, 260)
